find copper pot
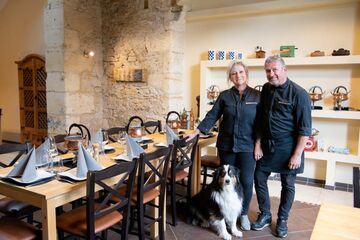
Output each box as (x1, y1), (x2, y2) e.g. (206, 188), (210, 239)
(331, 86), (350, 102)
(308, 86), (325, 102)
(128, 126), (145, 138)
(64, 123), (91, 151)
(166, 111), (181, 130)
(64, 135), (86, 151)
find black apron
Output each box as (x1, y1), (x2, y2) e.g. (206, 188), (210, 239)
(257, 136), (304, 174)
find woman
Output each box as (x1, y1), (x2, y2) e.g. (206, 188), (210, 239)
(187, 60), (261, 230)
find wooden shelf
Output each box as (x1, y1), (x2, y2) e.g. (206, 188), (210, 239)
(201, 55), (360, 69)
(312, 110), (360, 120)
(305, 151), (360, 164)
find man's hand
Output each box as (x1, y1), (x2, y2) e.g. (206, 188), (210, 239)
(254, 138), (263, 161)
(288, 155), (301, 169)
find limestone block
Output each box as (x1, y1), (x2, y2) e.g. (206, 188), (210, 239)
(47, 92), (66, 115)
(46, 48), (64, 72)
(45, 28), (64, 49)
(65, 93), (95, 114)
(64, 72), (80, 92)
(64, 29), (80, 51)
(47, 72), (65, 92)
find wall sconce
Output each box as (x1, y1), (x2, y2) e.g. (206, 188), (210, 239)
(83, 50), (95, 58)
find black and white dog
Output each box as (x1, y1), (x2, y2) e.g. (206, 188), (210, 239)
(189, 164), (244, 240)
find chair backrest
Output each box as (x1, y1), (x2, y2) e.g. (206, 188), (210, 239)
(171, 135), (199, 177)
(144, 120), (162, 134)
(86, 160), (137, 240)
(0, 142), (32, 168)
(353, 167), (360, 208)
(126, 116), (144, 130)
(106, 127), (127, 142)
(68, 123), (91, 141)
(136, 146), (172, 206)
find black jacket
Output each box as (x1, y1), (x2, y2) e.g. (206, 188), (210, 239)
(198, 86), (260, 152)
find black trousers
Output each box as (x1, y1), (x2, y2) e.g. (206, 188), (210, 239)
(254, 166), (296, 221)
(218, 150), (256, 215)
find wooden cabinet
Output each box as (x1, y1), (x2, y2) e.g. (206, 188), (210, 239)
(16, 54), (48, 146)
(200, 55), (360, 187)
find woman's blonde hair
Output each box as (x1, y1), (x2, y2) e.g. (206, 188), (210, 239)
(227, 60), (249, 83)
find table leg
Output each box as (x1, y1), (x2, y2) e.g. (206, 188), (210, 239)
(191, 145), (201, 196)
(41, 200), (57, 240)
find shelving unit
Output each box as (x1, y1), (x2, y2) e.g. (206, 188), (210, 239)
(200, 55), (360, 188)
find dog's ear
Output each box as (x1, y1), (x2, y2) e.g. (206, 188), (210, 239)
(212, 167), (221, 181)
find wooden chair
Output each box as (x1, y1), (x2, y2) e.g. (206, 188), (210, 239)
(106, 127), (127, 142)
(126, 116), (144, 131)
(353, 167), (360, 208)
(201, 154), (221, 189)
(56, 160), (137, 240)
(144, 120), (162, 134)
(0, 217), (41, 239)
(0, 142), (39, 223)
(168, 135), (199, 226)
(125, 146), (172, 240)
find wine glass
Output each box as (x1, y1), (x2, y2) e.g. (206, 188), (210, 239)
(48, 136), (59, 158)
(118, 130), (127, 154)
(100, 130), (109, 153)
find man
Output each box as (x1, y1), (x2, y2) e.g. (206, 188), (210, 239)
(251, 55), (312, 238)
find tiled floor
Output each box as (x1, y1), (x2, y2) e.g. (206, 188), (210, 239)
(108, 180), (352, 239)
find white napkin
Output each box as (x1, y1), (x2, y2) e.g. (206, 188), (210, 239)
(126, 133), (145, 160)
(76, 144), (103, 178)
(6, 147), (38, 183)
(35, 138), (50, 166)
(92, 129), (103, 145)
(165, 124), (179, 146)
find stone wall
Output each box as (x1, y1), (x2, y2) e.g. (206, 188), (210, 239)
(45, 0), (186, 134)
(101, 0), (185, 127)
(45, 0), (104, 134)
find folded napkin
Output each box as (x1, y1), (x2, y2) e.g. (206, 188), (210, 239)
(35, 138), (50, 166)
(165, 124), (179, 146)
(126, 133), (145, 160)
(92, 129), (103, 145)
(6, 147), (38, 183)
(76, 144), (103, 178)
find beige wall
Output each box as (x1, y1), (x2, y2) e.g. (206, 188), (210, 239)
(184, 2), (360, 110)
(0, 0), (46, 142)
(184, 2), (360, 184)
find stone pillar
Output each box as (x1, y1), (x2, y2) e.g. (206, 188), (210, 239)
(45, 0), (104, 134)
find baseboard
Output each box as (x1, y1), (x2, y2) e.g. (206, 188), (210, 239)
(269, 175), (353, 192)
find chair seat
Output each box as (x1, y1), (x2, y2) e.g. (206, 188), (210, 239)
(57, 203), (123, 237)
(115, 184), (161, 205)
(201, 155), (221, 168)
(172, 169), (189, 182)
(0, 217), (39, 240)
(0, 197), (39, 217)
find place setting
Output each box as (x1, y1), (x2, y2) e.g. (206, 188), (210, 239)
(113, 133), (145, 162)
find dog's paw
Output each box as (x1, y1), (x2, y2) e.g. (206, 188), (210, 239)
(219, 232), (232, 240)
(232, 228), (243, 238)
(200, 221), (210, 228)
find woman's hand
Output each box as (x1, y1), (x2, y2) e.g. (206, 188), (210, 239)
(184, 129), (200, 141)
(254, 138), (263, 161)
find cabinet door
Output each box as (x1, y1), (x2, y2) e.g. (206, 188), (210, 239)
(17, 54), (47, 146)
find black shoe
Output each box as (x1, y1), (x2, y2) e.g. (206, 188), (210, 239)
(276, 219), (288, 238)
(251, 213), (272, 231)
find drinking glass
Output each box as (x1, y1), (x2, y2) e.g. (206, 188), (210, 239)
(49, 136), (59, 158)
(118, 130), (127, 154)
(100, 130), (109, 154)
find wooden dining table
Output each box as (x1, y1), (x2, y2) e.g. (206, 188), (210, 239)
(310, 203), (360, 240)
(0, 130), (217, 239)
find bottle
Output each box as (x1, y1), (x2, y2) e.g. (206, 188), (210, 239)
(190, 109), (195, 130)
(92, 143), (100, 162)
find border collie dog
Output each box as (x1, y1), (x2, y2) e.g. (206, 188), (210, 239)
(189, 165), (244, 240)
